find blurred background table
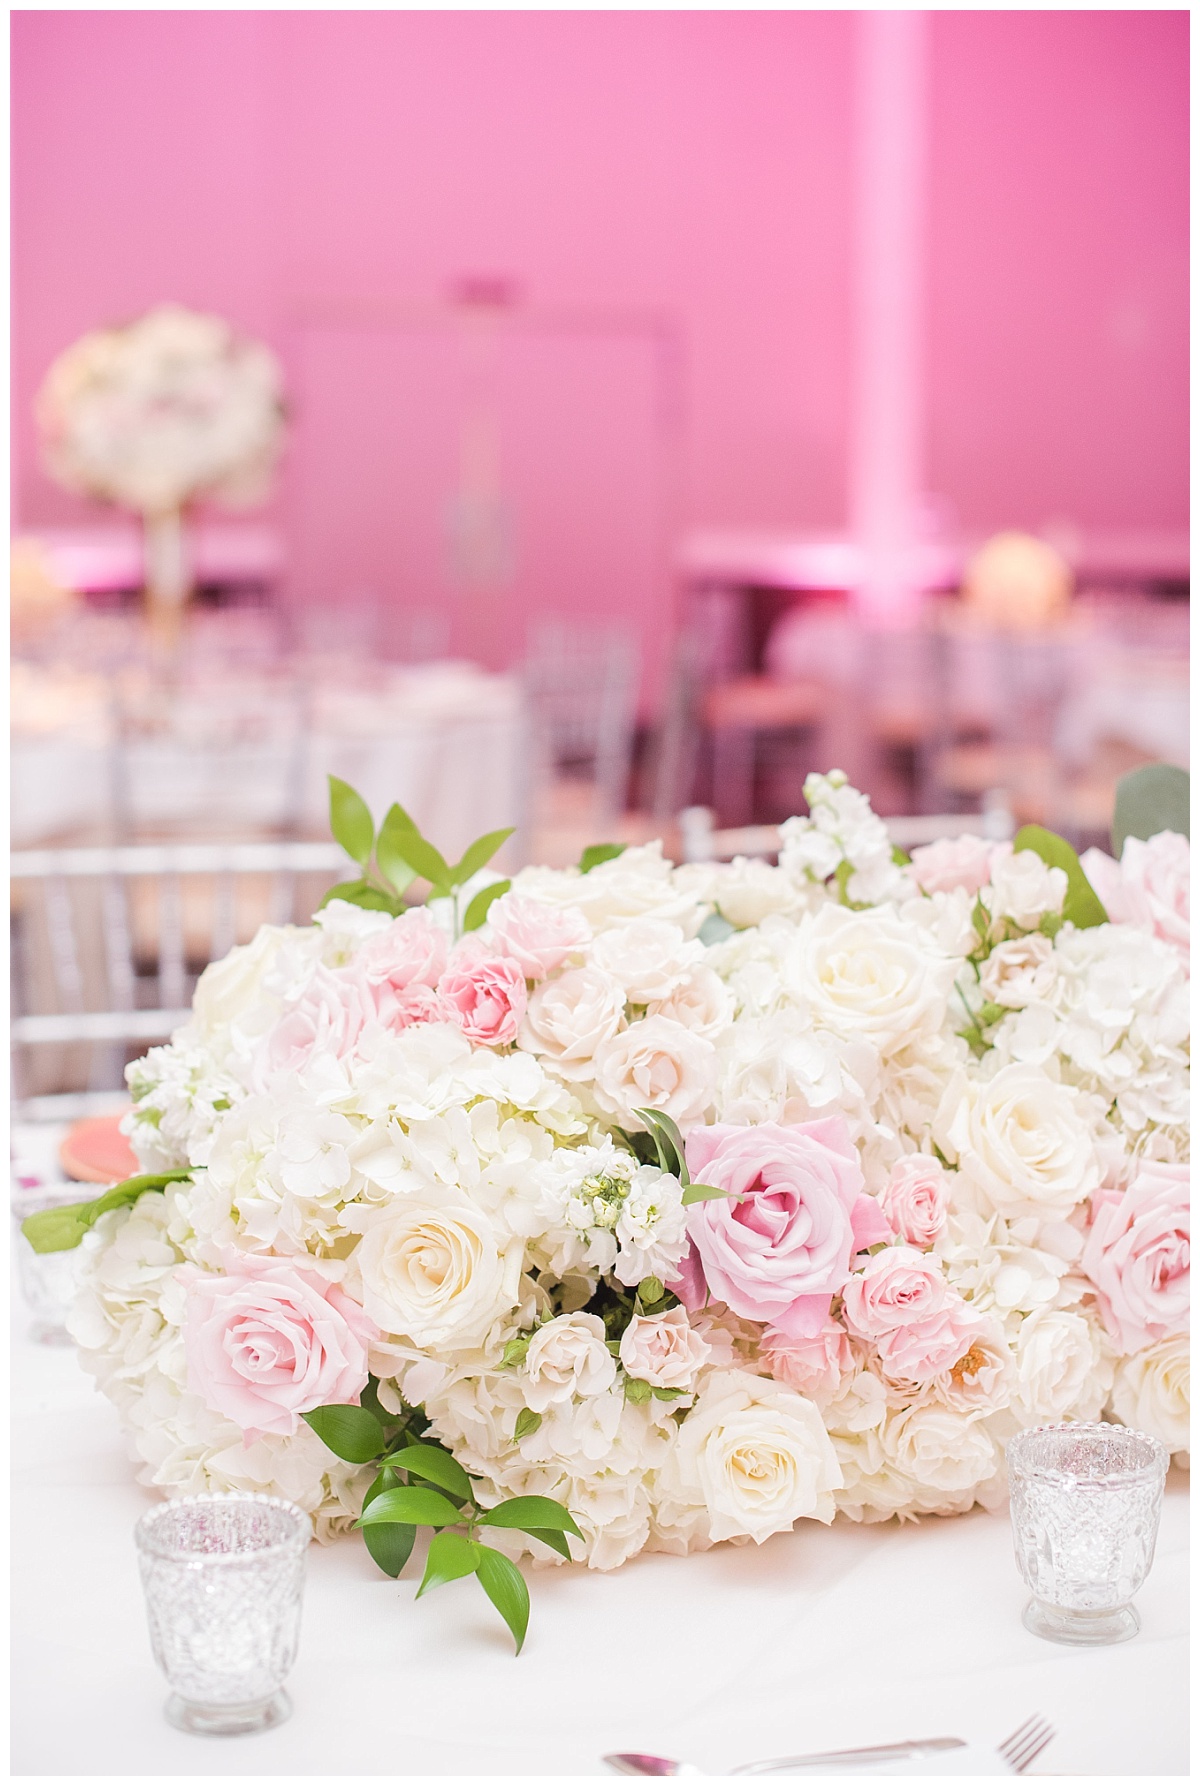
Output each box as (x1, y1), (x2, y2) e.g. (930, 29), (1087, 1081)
(10, 1309), (1188, 1776)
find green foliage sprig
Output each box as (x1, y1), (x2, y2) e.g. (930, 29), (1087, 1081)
(303, 1385), (582, 1654)
(630, 1105), (730, 1207)
(21, 1170), (194, 1254)
(323, 776), (514, 932)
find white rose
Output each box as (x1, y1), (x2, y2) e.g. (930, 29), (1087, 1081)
(512, 843), (706, 934)
(1004, 1307), (1112, 1430)
(1111, 1336), (1189, 1457)
(648, 965), (735, 1038)
(979, 934), (1058, 1009)
(985, 844), (1067, 929)
(518, 965), (627, 1074)
(689, 856), (808, 929)
(668, 1368), (842, 1543)
(521, 1312), (617, 1411)
(351, 1192), (523, 1351)
(935, 1063), (1100, 1218)
(619, 1307), (711, 1390)
(589, 1015), (717, 1130)
(191, 923), (302, 1044)
(787, 905), (957, 1054)
(883, 1401), (1001, 1506)
(590, 918), (704, 1003)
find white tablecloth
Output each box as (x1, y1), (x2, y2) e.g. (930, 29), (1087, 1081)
(11, 1308), (1188, 1777)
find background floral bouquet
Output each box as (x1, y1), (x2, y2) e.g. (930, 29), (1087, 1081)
(34, 771), (1189, 1650)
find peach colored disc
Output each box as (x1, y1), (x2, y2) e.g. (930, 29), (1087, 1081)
(58, 1112), (140, 1185)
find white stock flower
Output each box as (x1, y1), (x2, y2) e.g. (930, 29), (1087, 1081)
(779, 770), (907, 905)
(665, 1368), (842, 1543)
(1110, 1336), (1189, 1457)
(935, 1063), (1100, 1219)
(521, 1313), (617, 1410)
(786, 905), (958, 1055)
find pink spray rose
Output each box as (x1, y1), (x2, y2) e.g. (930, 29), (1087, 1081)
(487, 892), (591, 981)
(907, 834), (996, 896)
(618, 1306), (712, 1390)
(762, 1318), (853, 1400)
(180, 1255), (376, 1441)
(841, 1245), (981, 1383)
(1080, 832), (1190, 968)
(877, 1155), (948, 1249)
(1081, 1160), (1190, 1352)
(359, 909), (449, 995)
(260, 964), (376, 1078)
(673, 1119), (891, 1339)
(438, 939), (528, 1046)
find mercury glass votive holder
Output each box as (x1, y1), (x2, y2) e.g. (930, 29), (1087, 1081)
(1007, 1421), (1168, 1646)
(135, 1493), (310, 1734)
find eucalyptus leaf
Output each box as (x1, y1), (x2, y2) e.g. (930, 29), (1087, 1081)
(478, 1496), (583, 1539)
(698, 912), (735, 946)
(681, 1181), (730, 1206)
(21, 1170), (193, 1254)
(303, 1404), (387, 1464)
(328, 775), (375, 866)
(579, 842), (627, 873)
(363, 1520), (416, 1578)
(375, 804), (420, 895)
(416, 1530), (480, 1598)
(394, 1442), (473, 1501)
(1112, 762), (1190, 854)
(1012, 825), (1107, 930)
(463, 879), (511, 934)
(452, 827), (516, 886)
(356, 1484), (462, 1528)
(472, 1544), (530, 1655)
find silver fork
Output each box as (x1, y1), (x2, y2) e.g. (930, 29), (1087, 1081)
(998, 1715), (1055, 1774)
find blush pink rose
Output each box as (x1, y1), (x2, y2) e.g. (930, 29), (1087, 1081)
(261, 965), (375, 1077)
(841, 1245), (981, 1382)
(877, 1155), (948, 1249)
(438, 940), (528, 1046)
(1081, 832), (1189, 968)
(488, 892), (591, 981)
(1081, 1160), (1190, 1352)
(762, 1318), (853, 1400)
(672, 1119), (891, 1339)
(907, 834), (996, 895)
(618, 1306), (712, 1390)
(358, 908), (449, 993)
(180, 1256), (376, 1441)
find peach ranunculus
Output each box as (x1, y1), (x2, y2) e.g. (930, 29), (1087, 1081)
(841, 1245), (984, 1383)
(438, 940), (528, 1046)
(675, 1119), (891, 1339)
(877, 1155), (949, 1249)
(1081, 1160), (1190, 1353)
(180, 1255), (375, 1440)
(1081, 831), (1190, 969)
(487, 892), (592, 981)
(907, 833), (996, 896)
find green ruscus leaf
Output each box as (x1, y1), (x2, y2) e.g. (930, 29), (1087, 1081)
(579, 842), (627, 873)
(478, 1496), (583, 1539)
(1012, 824), (1107, 930)
(462, 879), (511, 934)
(450, 827), (516, 887)
(472, 1543), (530, 1655)
(374, 803), (420, 896)
(363, 1519), (416, 1579)
(317, 878), (400, 915)
(416, 1530), (480, 1599)
(302, 1404), (387, 1464)
(356, 1484), (462, 1528)
(393, 1442), (473, 1501)
(20, 1170), (193, 1254)
(680, 1182), (730, 1206)
(328, 775), (375, 866)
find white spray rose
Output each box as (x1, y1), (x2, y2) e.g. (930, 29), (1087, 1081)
(979, 934), (1059, 1009)
(619, 1307), (711, 1390)
(589, 1015), (716, 1130)
(521, 1313), (617, 1411)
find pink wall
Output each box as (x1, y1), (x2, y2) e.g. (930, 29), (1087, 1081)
(12, 10), (1189, 652)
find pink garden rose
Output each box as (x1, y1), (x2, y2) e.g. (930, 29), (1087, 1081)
(180, 1255), (376, 1441)
(908, 834), (996, 896)
(1080, 831), (1190, 969)
(841, 1246), (981, 1383)
(761, 1317), (853, 1400)
(438, 939), (528, 1046)
(488, 892), (591, 981)
(260, 965), (375, 1078)
(359, 909), (449, 995)
(1081, 1160), (1189, 1352)
(673, 1119), (891, 1339)
(877, 1155), (948, 1249)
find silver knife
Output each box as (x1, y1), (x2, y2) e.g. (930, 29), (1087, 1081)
(734, 1738), (968, 1775)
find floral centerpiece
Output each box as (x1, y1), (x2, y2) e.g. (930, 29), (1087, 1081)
(35, 303), (284, 637)
(29, 772), (1189, 1653)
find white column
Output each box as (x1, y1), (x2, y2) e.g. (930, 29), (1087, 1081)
(850, 9), (930, 626)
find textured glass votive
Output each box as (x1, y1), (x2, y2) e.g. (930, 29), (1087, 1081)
(11, 1183), (89, 1344)
(135, 1493), (310, 1734)
(1008, 1422), (1168, 1646)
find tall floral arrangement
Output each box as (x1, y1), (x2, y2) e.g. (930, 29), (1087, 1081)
(31, 773), (1189, 1652)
